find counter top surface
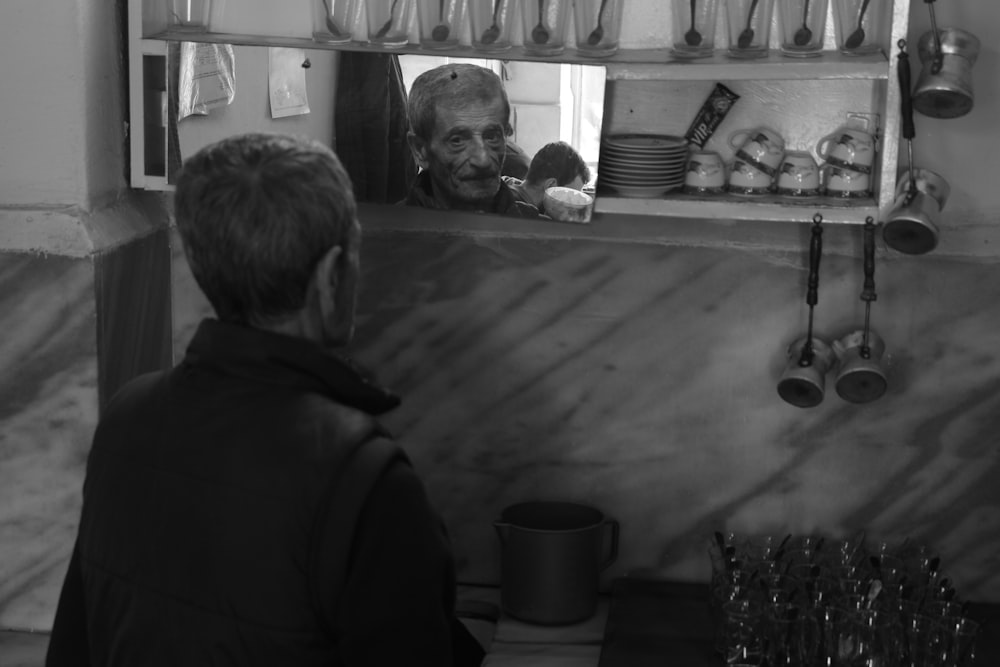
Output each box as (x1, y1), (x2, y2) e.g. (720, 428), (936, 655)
(460, 579), (1000, 667)
(4, 580), (999, 666)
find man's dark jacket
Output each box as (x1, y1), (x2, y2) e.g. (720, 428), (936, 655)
(47, 319), (479, 666)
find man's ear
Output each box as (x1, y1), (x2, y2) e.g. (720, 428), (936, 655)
(311, 243), (357, 346)
(407, 132), (429, 170)
(542, 177), (558, 191)
(311, 245), (340, 325)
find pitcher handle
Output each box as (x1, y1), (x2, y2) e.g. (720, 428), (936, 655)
(599, 519), (620, 571)
(494, 521), (510, 544)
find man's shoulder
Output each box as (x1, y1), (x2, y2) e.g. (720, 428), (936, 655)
(496, 180), (541, 218)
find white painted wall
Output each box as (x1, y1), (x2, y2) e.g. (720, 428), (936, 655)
(0, 0), (126, 210)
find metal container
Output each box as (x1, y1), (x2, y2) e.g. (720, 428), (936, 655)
(882, 168), (950, 255)
(833, 329), (887, 404)
(494, 501), (618, 625)
(913, 28), (980, 119)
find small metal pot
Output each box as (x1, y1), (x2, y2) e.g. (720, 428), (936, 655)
(882, 168), (950, 255)
(776, 336), (835, 408)
(495, 501), (618, 625)
(833, 329), (887, 404)
(913, 28), (980, 119)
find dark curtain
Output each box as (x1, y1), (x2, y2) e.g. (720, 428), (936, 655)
(335, 52), (416, 204)
(167, 42), (183, 185)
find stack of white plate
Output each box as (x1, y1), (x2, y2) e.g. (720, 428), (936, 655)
(599, 134), (690, 198)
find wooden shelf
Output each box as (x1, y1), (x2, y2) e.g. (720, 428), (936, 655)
(145, 31), (889, 81)
(596, 192), (878, 225)
(355, 201), (872, 258)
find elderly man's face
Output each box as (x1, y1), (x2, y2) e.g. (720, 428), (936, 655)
(413, 98), (508, 210)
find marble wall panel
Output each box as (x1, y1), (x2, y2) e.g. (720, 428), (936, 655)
(0, 230), (172, 630)
(171, 228), (1000, 603)
(0, 253), (98, 630)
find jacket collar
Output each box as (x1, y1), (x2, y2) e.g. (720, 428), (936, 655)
(183, 319), (401, 415)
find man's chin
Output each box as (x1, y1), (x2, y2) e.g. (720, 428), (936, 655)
(456, 181), (499, 204)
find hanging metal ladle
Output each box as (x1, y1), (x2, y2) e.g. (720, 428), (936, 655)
(833, 218), (888, 403)
(778, 214), (834, 408)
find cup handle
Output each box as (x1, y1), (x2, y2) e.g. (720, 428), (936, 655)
(816, 135), (833, 160)
(599, 519), (620, 571)
(728, 131), (748, 151)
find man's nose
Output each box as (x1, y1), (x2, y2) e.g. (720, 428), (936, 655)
(466, 137), (494, 166)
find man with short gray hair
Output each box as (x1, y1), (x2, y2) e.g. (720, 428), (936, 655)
(47, 133), (484, 667)
(403, 63), (539, 217)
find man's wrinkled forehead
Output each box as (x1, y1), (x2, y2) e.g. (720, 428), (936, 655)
(432, 98), (508, 137)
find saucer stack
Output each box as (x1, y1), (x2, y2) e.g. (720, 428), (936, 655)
(598, 134), (689, 198)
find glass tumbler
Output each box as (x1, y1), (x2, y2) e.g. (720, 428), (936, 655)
(833, 0), (883, 56)
(777, 0), (828, 56)
(520, 0), (571, 56)
(470, 0), (515, 51)
(721, 599), (765, 665)
(670, 0), (720, 59)
(416, 0), (467, 49)
(168, 0), (212, 31)
(726, 0), (775, 59)
(366, 0), (414, 47)
(312, 0), (356, 43)
(573, 0), (624, 57)
(939, 616), (980, 667)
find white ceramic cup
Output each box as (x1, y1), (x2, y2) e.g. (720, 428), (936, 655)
(728, 127), (786, 176)
(543, 186), (594, 223)
(684, 150), (727, 193)
(823, 164), (870, 198)
(728, 157), (773, 195)
(816, 127), (876, 173)
(776, 151), (821, 197)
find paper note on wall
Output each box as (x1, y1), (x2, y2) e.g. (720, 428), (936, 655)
(268, 47), (310, 119)
(178, 42), (236, 120)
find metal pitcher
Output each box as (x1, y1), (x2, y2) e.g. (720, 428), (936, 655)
(833, 329), (887, 404)
(494, 501), (618, 625)
(777, 336), (835, 408)
(882, 168), (950, 256)
(912, 28), (980, 119)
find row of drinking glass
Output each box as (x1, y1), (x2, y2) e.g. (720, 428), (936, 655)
(314, 0), (623, 56)
(708, 532), (979, 666)
(167, 0), (624, 56)
(719, 595), (978, 667)
(670, 0), (884, 60)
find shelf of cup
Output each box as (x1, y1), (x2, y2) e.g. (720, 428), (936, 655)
(604, 50), (890, 81)
(594, 192), (879, 225)
(143, 33), (889, 81)
(356, 202), (879, 259)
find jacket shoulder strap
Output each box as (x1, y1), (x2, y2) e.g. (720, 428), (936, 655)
(308, 431), (407, 640)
